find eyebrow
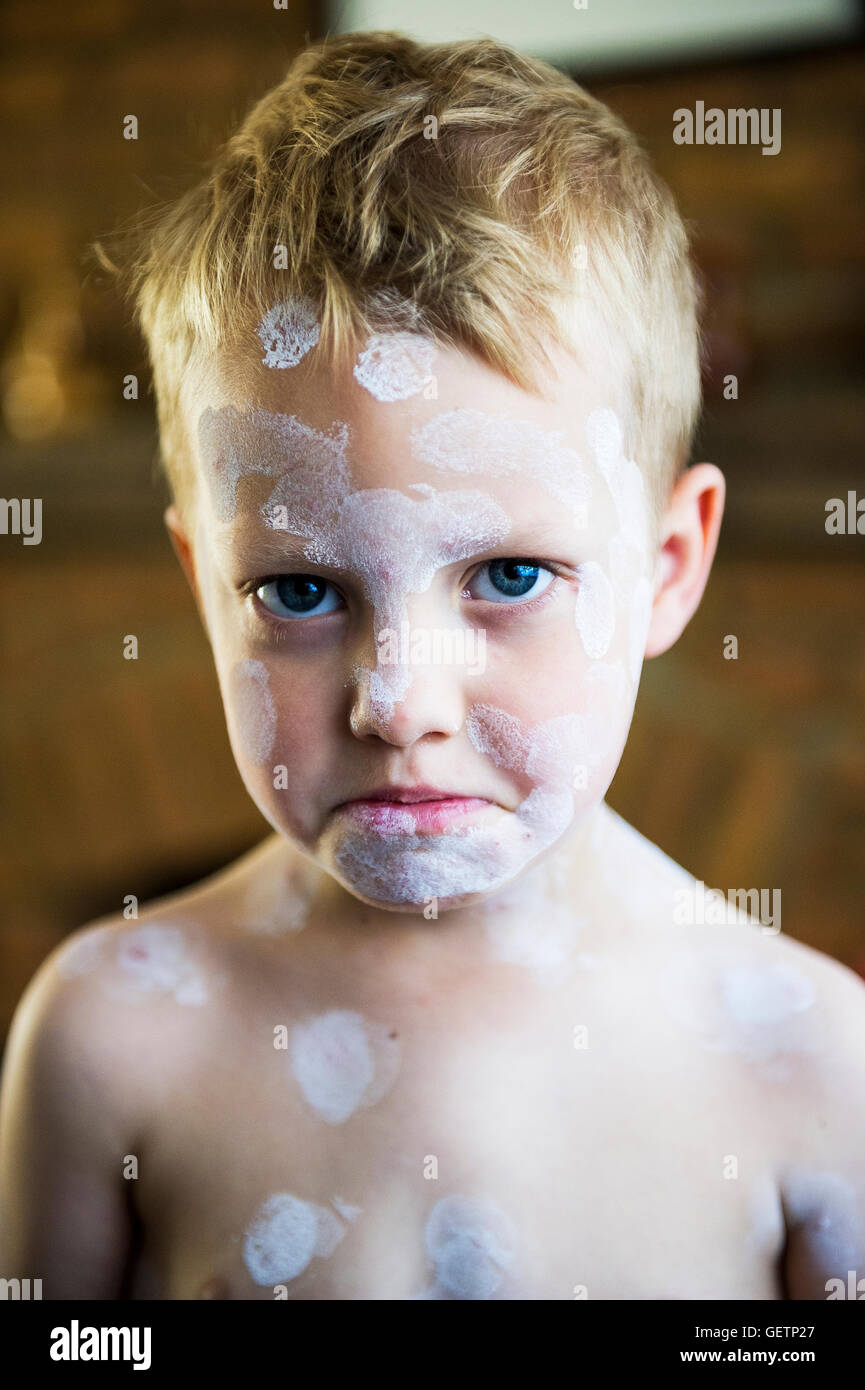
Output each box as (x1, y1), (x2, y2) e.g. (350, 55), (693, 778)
(212, 524), (316, 569)
(214, 514), (586, 576)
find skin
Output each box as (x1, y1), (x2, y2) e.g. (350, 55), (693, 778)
(1, 335), (864, 1300)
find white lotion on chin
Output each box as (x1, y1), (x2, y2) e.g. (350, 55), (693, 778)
(243, 1192), (346, 1286)
(229, 658), (276, 765)
(290, 1009), (401, 1124)
(257, 297), (321, 368)
(331, 674), (627, 909)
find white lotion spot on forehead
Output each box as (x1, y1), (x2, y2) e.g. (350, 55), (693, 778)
(198, 406), (350, 523)
(353, 331), (436, 401)
(257, 297), (320, 368)
(425, 1196), (517, 1300)
(410, 408), (591, 529)
(290, 1009), (401, 1124)
(230, 658), (276, 765)
(574, 560), (616, 659)
(243, 1193), (346, 1286)
(585, 407), (649, 557)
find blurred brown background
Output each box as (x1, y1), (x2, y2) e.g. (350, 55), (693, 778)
(1, 1), (863, 1046)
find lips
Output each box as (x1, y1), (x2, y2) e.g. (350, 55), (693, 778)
(338, 784), (475, 806)
(337, 796), (494, 834)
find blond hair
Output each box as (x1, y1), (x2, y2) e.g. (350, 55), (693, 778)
(96, 30), (702, 523)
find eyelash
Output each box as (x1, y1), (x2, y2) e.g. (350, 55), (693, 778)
(240, 560), (565, 632)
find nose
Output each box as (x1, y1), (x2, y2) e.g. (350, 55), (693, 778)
(347, 605), (469, 746)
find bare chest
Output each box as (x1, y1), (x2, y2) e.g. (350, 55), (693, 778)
(126, 999), (787, 1300)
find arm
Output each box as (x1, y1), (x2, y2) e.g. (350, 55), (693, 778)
(779, 959), (865, 1300)
(0, 945), (136, 1299)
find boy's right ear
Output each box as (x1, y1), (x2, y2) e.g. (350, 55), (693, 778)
(164, 505), (206, 625)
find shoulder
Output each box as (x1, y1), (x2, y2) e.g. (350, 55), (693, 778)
(3, 903), (232, 1124)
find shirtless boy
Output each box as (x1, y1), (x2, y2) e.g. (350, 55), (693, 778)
(1, 31), (863, 1301)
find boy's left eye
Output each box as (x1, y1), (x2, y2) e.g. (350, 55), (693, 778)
(255, 574), (343, 620)
(466, 559), (555, 604)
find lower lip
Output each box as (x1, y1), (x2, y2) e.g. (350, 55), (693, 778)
(337, 797), (494, 833)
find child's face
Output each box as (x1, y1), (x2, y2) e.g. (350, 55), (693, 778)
(180, 328), (657, 913)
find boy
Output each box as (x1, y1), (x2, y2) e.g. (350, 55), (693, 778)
(1, 30), (863, 1301)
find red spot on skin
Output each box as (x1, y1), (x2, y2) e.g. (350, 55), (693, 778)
(129, 947), (148, 959)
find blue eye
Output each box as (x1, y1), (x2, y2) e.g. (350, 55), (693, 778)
(256, 575), (342, 620)
(469, 559), (555, 604)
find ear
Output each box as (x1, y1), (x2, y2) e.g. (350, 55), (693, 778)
(644, 463), (725, 659)
(164, 504), (208, 631)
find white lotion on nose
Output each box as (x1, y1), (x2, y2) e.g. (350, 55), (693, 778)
(263, 451), (511, 722)
(229, 658), (276, 765)
(354, 331), (436, 401)
(243, 1192), (346, 1285)
(290, 1009), (401, 1124)
(257, 297), (321, 368)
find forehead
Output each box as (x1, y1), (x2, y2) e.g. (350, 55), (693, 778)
(195, 332), (617, 475)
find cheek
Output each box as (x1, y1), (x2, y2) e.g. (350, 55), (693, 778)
(221, 655), (335, 839)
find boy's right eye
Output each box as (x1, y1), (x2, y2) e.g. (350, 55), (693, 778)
(255, 575), (343, 620)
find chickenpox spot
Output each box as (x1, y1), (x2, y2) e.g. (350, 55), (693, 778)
(243, 1193), (346, 1286)
(256, 297), (320, 368)
(422, 1195), (518, 1300)
(57, 922), (212, 1006)
(353, 331), (436, 401)
(197, 405), (350, 523)
(229, 658), (276, 765)
(290, 1009), (401, 1124)
(661, 950), (823, 1077)
(410, 408), (591, 531)
(585, 407), (649, 558)
(574, 560), (616, 659)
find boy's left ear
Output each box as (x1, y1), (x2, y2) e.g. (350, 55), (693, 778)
(644, 463), (725, 659)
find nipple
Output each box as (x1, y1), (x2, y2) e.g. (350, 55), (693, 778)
(197, 1275), (231, 1300)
